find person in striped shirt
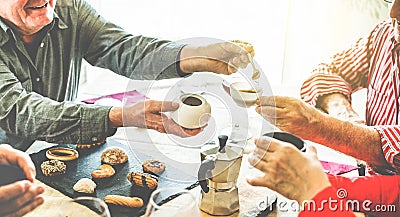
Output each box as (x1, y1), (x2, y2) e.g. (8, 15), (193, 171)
(256, 1), (400, 175)
(247, 136), (399, 217)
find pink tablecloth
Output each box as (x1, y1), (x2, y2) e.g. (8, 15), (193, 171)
(81, 90), (148, 105)
(320, 160), (359, 175)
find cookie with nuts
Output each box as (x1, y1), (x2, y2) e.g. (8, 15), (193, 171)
(40, 159), (66, 176)
(101, 147), (129, 165)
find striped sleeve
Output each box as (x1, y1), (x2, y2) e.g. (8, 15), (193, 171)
(373, 125), (400, 172)
(301, 31), (373, 106)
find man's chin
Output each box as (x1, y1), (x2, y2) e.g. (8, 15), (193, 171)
(395, 35), (400, 43)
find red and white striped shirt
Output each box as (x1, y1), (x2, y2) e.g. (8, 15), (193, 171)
(301, 20), (400, 174)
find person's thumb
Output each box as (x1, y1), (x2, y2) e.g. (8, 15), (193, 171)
(161, 101), (179, 112)
(306, 144), (318, 155)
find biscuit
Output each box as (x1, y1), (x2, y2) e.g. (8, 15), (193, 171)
(142, 159), (166, 175)
(73, 178), (97, 194)
(41, 159), (66, 176)
(76, 141), (106, 149)
(127, 172), (158, 190)
(46, 147), (79, 161)
(101, 147), (128, 165)
(104, 195), (143, 208)
(230, 40), (255, 57)
(91, 164), (115, 179)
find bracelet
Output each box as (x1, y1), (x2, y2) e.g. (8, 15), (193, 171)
(46, 147), (79, 161)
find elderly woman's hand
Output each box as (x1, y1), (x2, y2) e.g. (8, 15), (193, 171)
(246, 136), (331, 203)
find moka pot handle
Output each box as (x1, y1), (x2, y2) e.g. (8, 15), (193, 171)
(197, 154), (216, 193)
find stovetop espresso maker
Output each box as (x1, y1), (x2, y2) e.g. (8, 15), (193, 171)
(198, 135), (243, 215)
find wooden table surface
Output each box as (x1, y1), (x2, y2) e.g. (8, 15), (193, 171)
(24, 76), (360, 217)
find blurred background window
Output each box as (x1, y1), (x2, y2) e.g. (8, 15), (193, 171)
(82, 0), (388, 97)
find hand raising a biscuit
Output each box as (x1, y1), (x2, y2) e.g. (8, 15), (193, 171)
(179, 40), (255, 75)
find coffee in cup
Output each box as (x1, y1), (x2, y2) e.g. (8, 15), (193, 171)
(171, 94), (211, 129)
(230, 82), (262, 107)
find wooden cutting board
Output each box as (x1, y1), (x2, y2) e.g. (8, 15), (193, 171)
(30, 138), (198, 217)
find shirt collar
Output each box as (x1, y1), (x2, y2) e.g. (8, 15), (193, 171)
(0, 12), (68, 46)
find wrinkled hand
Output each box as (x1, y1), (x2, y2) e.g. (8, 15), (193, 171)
(121, 100), (203, 137)
(255, 96), (324, 139)
(179, 40), (254, 75)
(246, 137), (331, 203)
(0, 144), (44, 217)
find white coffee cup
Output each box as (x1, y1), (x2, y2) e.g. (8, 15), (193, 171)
(171, 94), (211, 129)
(230, 82), (262, 107)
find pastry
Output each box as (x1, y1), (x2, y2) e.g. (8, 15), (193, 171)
(91, 164), (115, 179)
(104, 195), (143, 208)
(101, 147), (128, 165)
(46, 147), (79, 161)
(127, 172), (158, 190)
(73, 178), (96, 194)
(76, 141), (106, 149)
(142, 159), (166, 175)
(40, 159), (66, 176)
(230, 40), (255, 56)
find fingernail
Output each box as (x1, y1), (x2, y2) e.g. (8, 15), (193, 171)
(171, 102), (179, 109)
(248, 153), (259, 164)
(37, 186), (45, 193)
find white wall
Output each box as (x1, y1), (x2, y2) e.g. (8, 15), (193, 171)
(83, 0), (387, 98)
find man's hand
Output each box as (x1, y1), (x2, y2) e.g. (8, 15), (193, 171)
(255, 96), (324, 139)
(109, 100), (203, 137)
(247, 137), (331, 204)
(179, 41), (254, 75)
(0, 180), (44, 217)
(317, 93), (366, 125)
(0, 144), (36, 182)
(0, 144), (44, 217)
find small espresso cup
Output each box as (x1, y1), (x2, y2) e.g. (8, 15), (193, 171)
(230, 81), (262, 107)
(171, 94), (211, 129)
(262, 132), (306, 152)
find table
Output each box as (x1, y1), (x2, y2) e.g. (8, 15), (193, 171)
(24, 74), (360, 217)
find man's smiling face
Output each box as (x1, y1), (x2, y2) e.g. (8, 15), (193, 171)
(0, 0), (57, 35)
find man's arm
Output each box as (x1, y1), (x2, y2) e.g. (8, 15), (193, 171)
(0, 64), (115, 148)
(311, 112), (388, 168)
(257, 96), (389, 168)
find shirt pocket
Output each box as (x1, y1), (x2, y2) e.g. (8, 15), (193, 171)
(367, 85), (393, 125)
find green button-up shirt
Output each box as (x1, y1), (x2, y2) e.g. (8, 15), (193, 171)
(0, 0), (184, 151)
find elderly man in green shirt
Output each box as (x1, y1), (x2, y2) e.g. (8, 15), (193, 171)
(0, 0), (252, 151)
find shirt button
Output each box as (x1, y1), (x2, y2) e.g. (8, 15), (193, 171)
(35, 77), (40, 82)
(40, 42), (44, 48)
(91, 137), (98, 142)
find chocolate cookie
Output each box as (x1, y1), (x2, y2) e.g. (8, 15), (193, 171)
(127, 172), (158, 190)
(142, 159), (166, 175)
